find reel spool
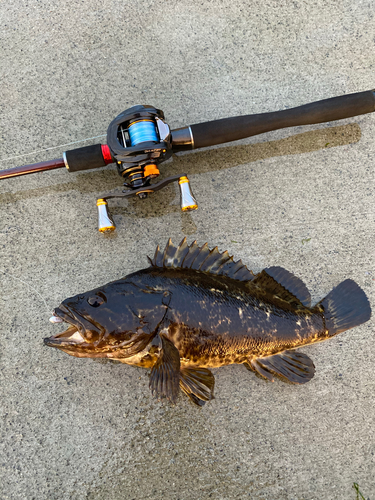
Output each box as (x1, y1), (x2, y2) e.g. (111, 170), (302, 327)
(106, 105), (173, 186)
(97, 105), (197, 232)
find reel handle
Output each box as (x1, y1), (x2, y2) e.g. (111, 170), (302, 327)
(97, 174), (198, 232)
(188, 89), (375, 149)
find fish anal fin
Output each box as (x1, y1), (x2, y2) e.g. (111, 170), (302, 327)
(243, 361), (273, 382)
(245, 360), (276, 382)
(180, 367), (215, 406)
(186, 393), (207, 407)
(248, 350), (315, 385)
(149, 239), (254, 282)
(252, 269), (310, 308)
(149, 334), (180, 403)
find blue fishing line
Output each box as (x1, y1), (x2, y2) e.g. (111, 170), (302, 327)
(128, 120), (158, 145)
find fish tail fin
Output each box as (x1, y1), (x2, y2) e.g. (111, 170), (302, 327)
(318, 279), (371, 336)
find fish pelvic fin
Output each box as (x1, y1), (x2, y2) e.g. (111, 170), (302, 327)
(179, 367), (215, 407)
(149, 334), (180, 404)
(252, 268), (311, 308)
(317, 279), (371, 336)
(147, 238), (255, 282)
(245, 350), (315, 384)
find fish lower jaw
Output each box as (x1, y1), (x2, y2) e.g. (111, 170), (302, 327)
(46, 323), (86, 345)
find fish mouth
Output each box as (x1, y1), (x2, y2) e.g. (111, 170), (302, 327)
(44, 323), (86, 347)
(44, 305), (152, 359)
(44, 306), (102, 348)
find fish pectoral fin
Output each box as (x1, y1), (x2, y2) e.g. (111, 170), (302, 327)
(149, 334), (181, 403)
(180, 367), (215, 407)
(246, 350), (315, 384)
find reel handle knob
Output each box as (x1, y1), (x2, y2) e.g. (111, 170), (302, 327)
(97, 198), (116, 232)
(178, 176), (198, 211)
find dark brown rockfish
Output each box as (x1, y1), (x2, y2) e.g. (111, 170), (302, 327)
(45, 239), (371, 406)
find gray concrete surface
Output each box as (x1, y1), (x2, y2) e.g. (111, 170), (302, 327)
(1, 1), (374, 499)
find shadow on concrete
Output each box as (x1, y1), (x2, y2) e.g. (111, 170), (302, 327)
(0, 123), (361, 213)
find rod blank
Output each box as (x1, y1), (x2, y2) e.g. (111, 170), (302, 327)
(0, 158), (65, 179)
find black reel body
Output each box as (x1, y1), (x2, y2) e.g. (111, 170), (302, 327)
(107, 105), (173, 188)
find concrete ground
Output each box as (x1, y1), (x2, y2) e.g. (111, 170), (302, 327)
(0, 1), (374, 499)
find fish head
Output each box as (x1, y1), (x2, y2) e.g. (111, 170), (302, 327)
(44, 280), (170, 359)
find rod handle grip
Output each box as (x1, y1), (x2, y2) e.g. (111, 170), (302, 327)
(64, 144), (113, 172)
(189, 90), (375, 149)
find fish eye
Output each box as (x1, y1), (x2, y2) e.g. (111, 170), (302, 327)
(87, 294), (105, 307)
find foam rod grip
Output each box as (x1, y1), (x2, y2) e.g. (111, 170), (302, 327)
(64, 144), (107, 172)
(190, 90), (375, 149)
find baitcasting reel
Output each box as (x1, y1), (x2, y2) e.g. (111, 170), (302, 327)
(1, 89), (375, 232)
(98, 105), (197, 232)
(63, 104), (198, 232)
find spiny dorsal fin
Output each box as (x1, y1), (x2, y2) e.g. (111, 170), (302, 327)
(252, 268), (311, 307)
(148, 238), (255, 282)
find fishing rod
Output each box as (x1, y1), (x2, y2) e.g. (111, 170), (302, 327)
(1, 90), (374, 232)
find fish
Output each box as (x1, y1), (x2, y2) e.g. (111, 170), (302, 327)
(44, 238), (371, 406)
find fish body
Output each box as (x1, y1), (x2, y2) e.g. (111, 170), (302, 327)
(114, 267), (323, 368)
(45, 238), (371, 406)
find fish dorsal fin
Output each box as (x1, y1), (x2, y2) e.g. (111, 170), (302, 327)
(265, 266), (311, 307)
(148, 238), (255, 282)
(252, 267), (311, 307)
